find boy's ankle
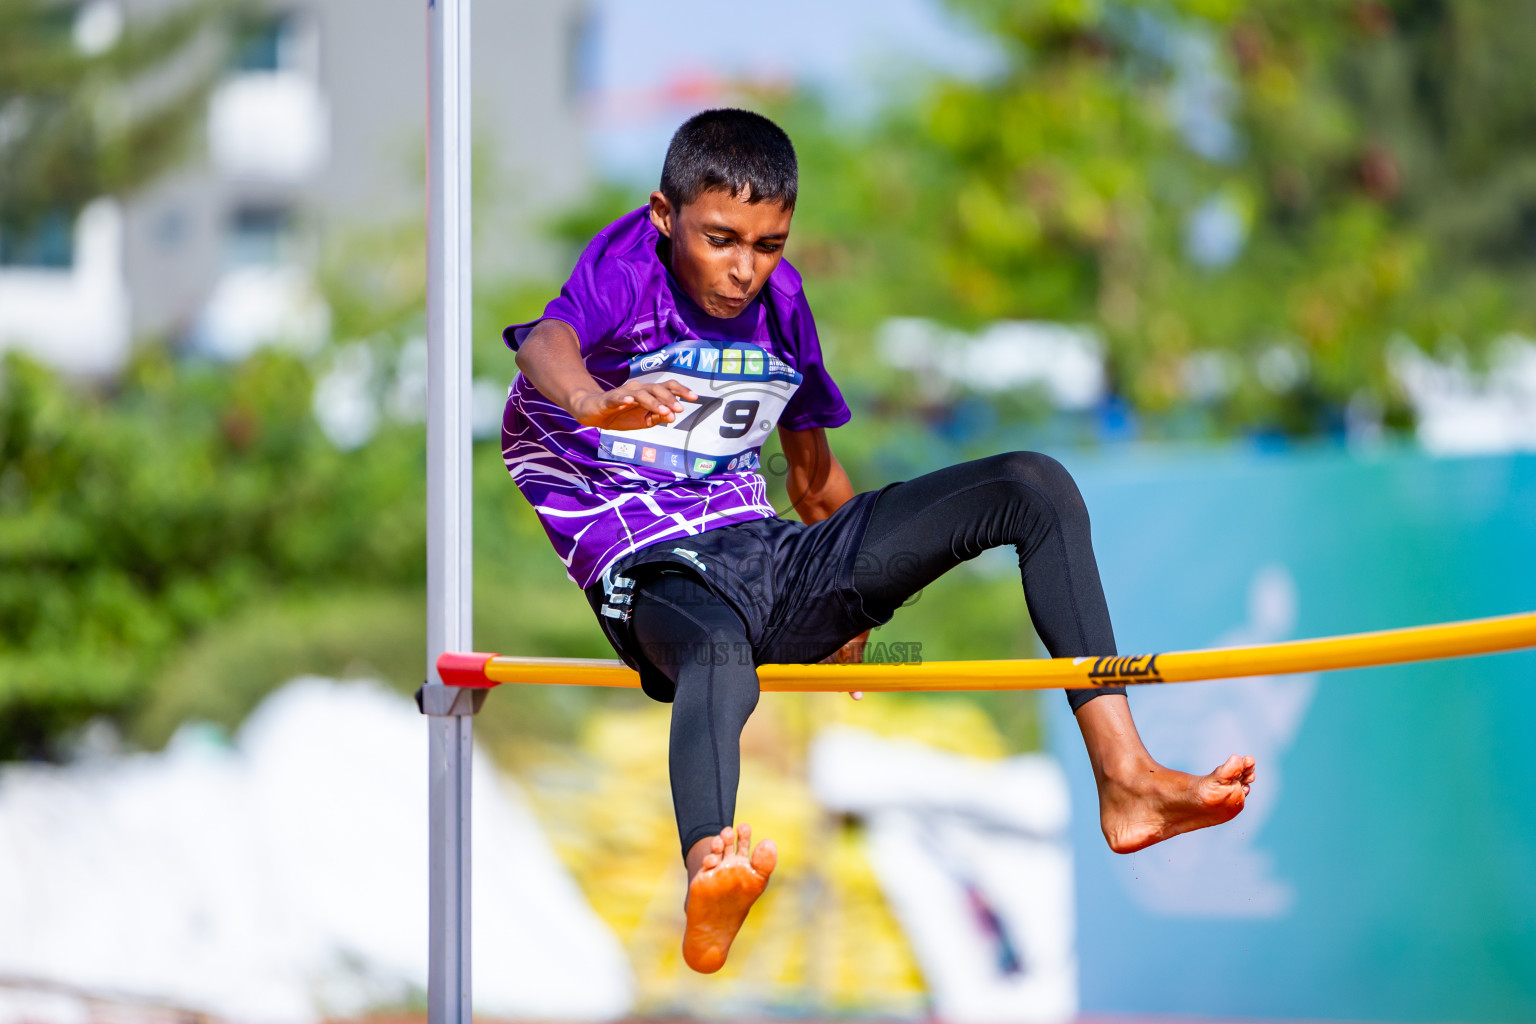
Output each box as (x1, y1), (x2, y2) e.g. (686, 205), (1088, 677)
(1098, 752), (1162, 789)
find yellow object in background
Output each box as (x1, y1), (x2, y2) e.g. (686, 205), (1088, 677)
(514, 692), (1011, 1015)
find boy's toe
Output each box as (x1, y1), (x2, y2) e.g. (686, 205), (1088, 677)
(750, 838), (778, 874)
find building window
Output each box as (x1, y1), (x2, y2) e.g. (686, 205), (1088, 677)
(226, 204), (293, 265)
(153, 207), (188, 250)
(0, 211), (74, 268)
(233, 11), (299, 73)
(565, 5), (598, 105)
(209, 9), (327, 180)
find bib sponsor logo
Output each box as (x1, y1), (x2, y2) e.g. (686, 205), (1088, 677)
(624, 339), (799, 384)
(605, 339), (803, 479)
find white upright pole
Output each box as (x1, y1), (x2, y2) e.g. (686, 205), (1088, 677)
(423, 0), (476, 1022)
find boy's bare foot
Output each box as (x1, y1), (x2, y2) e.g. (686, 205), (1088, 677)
(682, 824), (777, 974)
(1097, 754), (1257, 854)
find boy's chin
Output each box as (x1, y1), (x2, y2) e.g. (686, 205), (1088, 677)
(702, 293), (752, 318)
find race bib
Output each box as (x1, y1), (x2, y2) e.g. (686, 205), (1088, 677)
(597, 338), (802, 479)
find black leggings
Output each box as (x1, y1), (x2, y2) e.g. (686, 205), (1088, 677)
(629, 451), (1123, 857)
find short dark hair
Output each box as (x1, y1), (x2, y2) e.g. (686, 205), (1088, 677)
(659, 108), (798, 211)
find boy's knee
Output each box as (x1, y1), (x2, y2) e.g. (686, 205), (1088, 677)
(992, 450), (1087, 517)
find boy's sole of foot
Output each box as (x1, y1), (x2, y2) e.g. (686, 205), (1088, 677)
(682, 825), (777, 974)
(1099, 753), (1257, 854)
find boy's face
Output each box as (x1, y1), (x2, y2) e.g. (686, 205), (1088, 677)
(649, 187), (793, 319)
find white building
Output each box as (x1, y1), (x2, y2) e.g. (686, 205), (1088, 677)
(0, 0), (593, 375)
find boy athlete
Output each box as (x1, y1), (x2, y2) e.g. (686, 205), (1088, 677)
(503, 109), (1257, 974)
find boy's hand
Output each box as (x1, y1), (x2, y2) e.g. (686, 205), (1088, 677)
(821, 629), (870, 700)
(515, 321), (700, 430)
(571, 380), (699, 430)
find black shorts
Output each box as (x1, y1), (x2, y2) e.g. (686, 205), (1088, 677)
(583, 485), (898, 701)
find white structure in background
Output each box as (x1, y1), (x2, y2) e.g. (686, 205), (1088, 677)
(73, 0), (125, 53)
(309, 337), (502, 450)
(811, 728), (1076, 1024)
(0, 200), (130, 377)
(207, 72), (329, 182)
(1391, 335), (1536, 454)
(311, 342), (380, 449)
(1, 0), (591, 375)
(189, 6), (332, 361)
(191, 264), (331, 361)
(878, 318), (1107, 410)
(0, 679), (634, 1024)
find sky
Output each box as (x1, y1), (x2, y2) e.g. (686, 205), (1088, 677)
(583, 0), (1003, 179)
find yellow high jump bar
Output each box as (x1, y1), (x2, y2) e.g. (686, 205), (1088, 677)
(437, 609), (1536, 692)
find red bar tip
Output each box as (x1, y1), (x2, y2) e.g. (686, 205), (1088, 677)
(437, 651), (500, 688)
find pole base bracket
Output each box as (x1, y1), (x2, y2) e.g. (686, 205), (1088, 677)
(416, 683), (488, 717)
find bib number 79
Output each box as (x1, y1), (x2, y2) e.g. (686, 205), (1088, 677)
(672, 397), (762, 439)
(719, 399), (760, 438)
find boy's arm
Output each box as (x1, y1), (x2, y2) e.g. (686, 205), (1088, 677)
(779, 425), (869, 674)
(777, 425), (854, 524)
(515, 319), (698, 429)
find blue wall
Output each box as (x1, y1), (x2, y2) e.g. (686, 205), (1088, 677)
(1052, 448), (1536, 1022)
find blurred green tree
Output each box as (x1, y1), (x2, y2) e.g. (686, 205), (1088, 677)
(0, 0), (226, 249)
(769, 0), (1536, 437)
(0, 348), (427, 756)
(11, 0), (1535, 759)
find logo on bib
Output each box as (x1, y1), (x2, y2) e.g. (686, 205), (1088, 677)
(603, 339), (804, 479)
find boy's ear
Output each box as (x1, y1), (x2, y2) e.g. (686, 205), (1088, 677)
(648, 191), (674, 238)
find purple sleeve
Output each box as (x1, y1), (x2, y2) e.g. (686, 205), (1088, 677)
(778, 288), (852, 432)
(502, 232), (629, 354)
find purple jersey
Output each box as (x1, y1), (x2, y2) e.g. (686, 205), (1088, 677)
(502, 207), (851, 589)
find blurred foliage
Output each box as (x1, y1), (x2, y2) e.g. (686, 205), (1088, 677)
(0, 344), (635, 758)
(0, 349), (421, 756)
(566, 0), (1536, 440)
(776, 0), (1536, 437)
(0, 334), (1045, 758)
(11, 0), (1536, 760)
(0, 0), (234, 242)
